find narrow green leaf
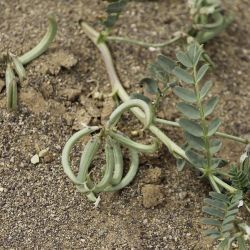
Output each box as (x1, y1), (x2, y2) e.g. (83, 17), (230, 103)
(173, 86), (196, 103)
(186, 149), (205, 168)
(204, 198), (227, 210)
(204, 96), (219, 117)
(179, 118), (203, 137)
(208, 118), (221, 136)
(184, 132), (205, 151)
(157, 55), (176, 74)
(237, 236), (247, 250)
(201, 218), (221, 227)
(200, 80), (213, 99)
(209, 192), (228, 202)
(177, 102), (200, 119)
(176, 51), (193, 68)
(202, 206), (225, 218)
(203, 229), (221, 239)
(222, 223), (234, 233)
(141, 78), (159, 95)
(106, 0), (127, 13)
(196, 64), (209, 82)
(173, 67), (194, 84)
(210, 139), (222, 154)
(103, 15), (119, 27)
(211, 158), (228, 168)
(187, 43), (203, 66)
(225, 209), (238, 217)
(149, 63), (169, 83)
(218, 238), (231, 250)
(222, 215), (235, 226)
(176, 158), (186, 171)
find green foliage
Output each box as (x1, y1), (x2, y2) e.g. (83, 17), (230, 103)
(1, 14), (57, 110)
(230, 148), (250, 192)
(149, 43), (222, 173)
(188, 0), (234, 43)
(102, 0), (128, 29)
(202, 191), (249, 249)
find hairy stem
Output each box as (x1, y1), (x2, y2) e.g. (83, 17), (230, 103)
(106, 34), (183, 48)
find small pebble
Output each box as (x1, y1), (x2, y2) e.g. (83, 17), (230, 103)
(31, 154), (40, 164)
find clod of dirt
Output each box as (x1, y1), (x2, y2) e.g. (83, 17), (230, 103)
(143, 167), (163, 184)
(0, 79), (5, 92)
(80, 96), (101, 118)
(72, 109), (92, 130)
(43, 152), (54, 163)
(141, 184), (164, 208)
(101, 97), (116, 124)
(40, 81), (53, 99)
(38, 50), (78, 75)
(59, 88), (82, 102)
(20, 87), (48, 113)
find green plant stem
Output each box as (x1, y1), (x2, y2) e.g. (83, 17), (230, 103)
(81, 22), (190, 163)
(208, 175), (221, 193)
(106, 34), (183, 48)
(193, 65), (212, 168)
(212, 175), (237, 193)
(155, 118), (249, 145)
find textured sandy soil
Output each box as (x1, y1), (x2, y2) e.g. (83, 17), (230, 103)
(0, 0), (249, 249)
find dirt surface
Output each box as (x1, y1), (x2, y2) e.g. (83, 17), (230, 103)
(0, 0), (249, 249)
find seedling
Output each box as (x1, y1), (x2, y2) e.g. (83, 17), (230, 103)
(1, 14), (57, 110)
(62, 22), (249, 248)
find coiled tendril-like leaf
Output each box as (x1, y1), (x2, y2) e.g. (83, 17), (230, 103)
(61, 99), (157, 202)
(3, 14), (57, 110)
